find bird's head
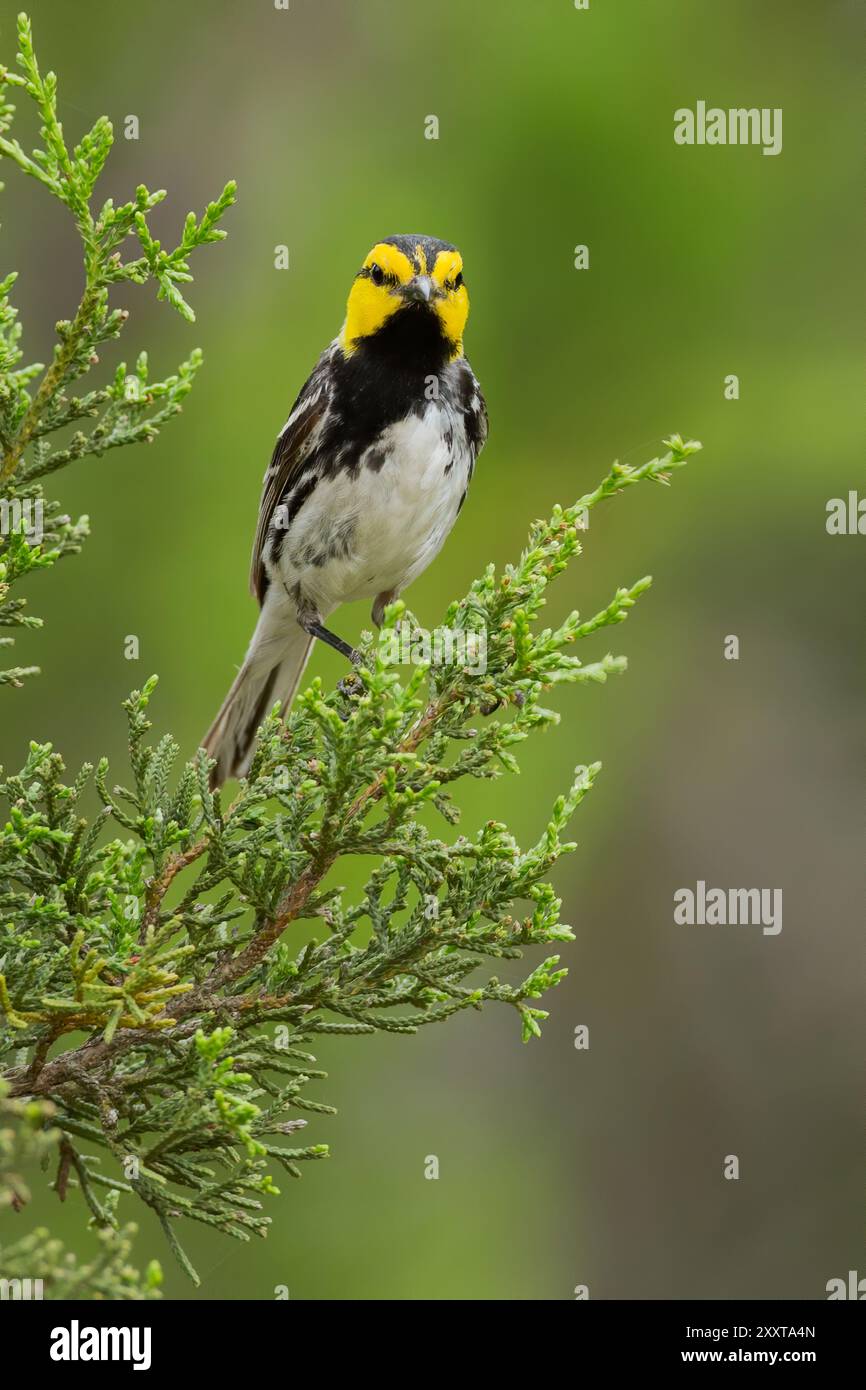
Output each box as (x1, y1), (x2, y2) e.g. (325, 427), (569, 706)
(340, 235), (469, 361)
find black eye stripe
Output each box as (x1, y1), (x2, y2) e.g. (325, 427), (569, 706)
(359, 263), (399, 288)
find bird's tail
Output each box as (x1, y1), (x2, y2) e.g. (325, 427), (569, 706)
(202, 601), (313, 788)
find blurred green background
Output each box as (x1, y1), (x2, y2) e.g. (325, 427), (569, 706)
(1, 0), (862, 1298)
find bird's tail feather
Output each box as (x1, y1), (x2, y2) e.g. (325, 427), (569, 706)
(202, 606), (313, 788)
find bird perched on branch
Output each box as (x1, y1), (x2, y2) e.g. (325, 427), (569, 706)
(203, 234), (488, 786)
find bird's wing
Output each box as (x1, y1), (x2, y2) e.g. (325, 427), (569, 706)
(461, 361), (489, 473)
(249, 349), (334, 603)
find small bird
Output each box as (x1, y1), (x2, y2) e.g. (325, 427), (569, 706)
(203, 234), (488, 786)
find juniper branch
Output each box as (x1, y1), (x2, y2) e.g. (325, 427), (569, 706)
(0, 434), (702, 1283)
(0, 13), (235, 684)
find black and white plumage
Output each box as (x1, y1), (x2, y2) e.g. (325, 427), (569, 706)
(203, 235), (487, 786)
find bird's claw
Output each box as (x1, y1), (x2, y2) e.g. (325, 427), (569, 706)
(337, 671), (365, 699)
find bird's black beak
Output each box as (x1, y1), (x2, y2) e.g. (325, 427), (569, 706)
(401, 275), (435, 305)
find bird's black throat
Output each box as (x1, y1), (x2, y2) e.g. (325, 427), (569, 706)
(310, 305), (461, 488)
(357, 302), (454, 376)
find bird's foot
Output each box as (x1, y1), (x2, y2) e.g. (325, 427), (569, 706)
(335, 670), (367, 718)
(337, 672), (365, 698)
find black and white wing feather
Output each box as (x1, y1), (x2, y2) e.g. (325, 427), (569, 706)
(249, 348), (335, 604)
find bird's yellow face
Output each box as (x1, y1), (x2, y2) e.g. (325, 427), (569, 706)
(340, 235), (470, 359)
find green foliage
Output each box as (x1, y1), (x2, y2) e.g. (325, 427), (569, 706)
(0, 13), (235, 685)
(0, 436), (701, 1285)
(0, 1080), (162, 1298)
(0, 1075), (57, 1213)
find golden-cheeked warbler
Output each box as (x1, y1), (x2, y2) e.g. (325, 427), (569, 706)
(203, 234), (487, 785)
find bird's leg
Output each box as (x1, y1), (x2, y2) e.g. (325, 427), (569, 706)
(300, 616), (365, 706)
(302, 618), (362, 666)
(371, 588), (399, 629)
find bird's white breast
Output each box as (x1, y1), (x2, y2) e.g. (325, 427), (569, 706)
(279, 401), (471, 612)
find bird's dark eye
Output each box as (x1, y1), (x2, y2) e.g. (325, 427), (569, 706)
(453, 271), (464, 289)
(369, 263), (385, 287)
